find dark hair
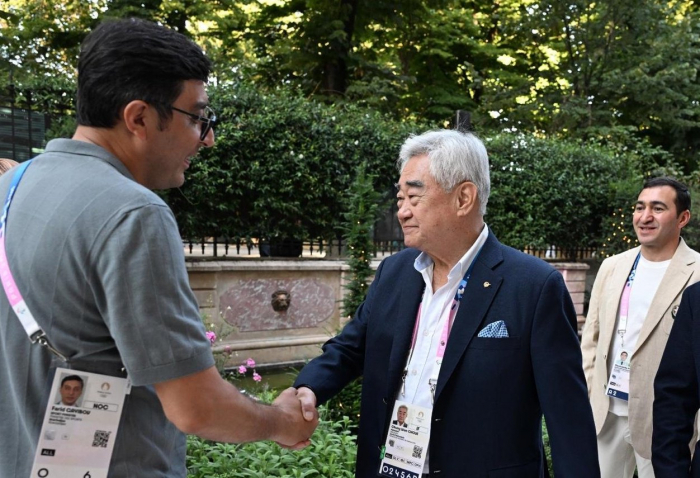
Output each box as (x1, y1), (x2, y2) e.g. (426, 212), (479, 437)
(61, 375), (84, 388)
(77, 18), (212, 128)
(641, 177), (691, 215)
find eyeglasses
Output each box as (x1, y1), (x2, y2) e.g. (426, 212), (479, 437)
(171, 105), (217, 141)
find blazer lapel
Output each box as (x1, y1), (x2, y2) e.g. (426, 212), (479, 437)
(599, 249), (640, 352)
(434, 233), (503, 402)
(636, 240), (697, 348)
(384, 262), (424, 402)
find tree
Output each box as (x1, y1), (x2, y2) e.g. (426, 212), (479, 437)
(484, 0), (700, 169)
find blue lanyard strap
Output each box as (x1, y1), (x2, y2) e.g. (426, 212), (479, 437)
(626, 252), (641, 286)
(451, 245), (483, 309)
(0, 159), (66, 360)
(0, 159), (33, 235)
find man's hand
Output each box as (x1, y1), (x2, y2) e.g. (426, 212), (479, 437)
(296, 386), (317, 422)
(271, 387), (319, 449)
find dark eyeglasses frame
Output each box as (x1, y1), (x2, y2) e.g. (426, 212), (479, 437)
(171, 106), (217, 141)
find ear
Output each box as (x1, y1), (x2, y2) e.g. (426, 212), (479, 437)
(678, 209), (691, 229)
(122, 100), (152, 140)
(456, 181), (479, 216)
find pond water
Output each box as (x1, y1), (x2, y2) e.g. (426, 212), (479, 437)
(229, 366), (299, 394)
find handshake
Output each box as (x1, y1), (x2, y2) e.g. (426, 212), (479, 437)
(270, 386), (319, 450)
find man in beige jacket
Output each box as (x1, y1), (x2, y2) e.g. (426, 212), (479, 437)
(582, 177), (700, 478)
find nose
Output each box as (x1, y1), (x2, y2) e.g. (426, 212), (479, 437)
(638, 207), (653, 222)
(397, 202), (412, 221)
(201, 127), (215, 147)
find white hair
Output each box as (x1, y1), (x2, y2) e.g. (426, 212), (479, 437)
(398, 129), (490, 215)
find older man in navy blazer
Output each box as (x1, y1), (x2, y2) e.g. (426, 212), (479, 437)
(294, 129), (599, 477)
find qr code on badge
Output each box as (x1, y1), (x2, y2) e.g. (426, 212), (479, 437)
(92, 430), (111, 448)
(412, 445), (423, 458)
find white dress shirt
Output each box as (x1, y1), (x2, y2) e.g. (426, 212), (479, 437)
(401, 224), (489, 472)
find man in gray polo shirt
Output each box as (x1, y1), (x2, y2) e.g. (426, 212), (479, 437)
(0, 19), (317, 477)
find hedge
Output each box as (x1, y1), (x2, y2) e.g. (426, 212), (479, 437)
(163, 83), (421, 243)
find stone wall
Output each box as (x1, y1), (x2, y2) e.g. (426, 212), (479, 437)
(188, 260), (353, 370)
(552, 262), (590, 333)
(188, 259), (590, 368)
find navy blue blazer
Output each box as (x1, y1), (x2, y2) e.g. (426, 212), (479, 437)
(652, 281), (700, 477)
(295, 233), (599, 477)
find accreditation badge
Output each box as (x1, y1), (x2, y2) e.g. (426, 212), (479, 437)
(31, 367), (130, 478)
(605, 349), (631, 401)
(379, 400), (432, 478)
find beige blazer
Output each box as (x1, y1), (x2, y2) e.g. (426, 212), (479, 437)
(581, 238), (700, 459)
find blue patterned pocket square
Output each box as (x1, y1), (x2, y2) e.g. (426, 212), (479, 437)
(477, 320), (509, 338)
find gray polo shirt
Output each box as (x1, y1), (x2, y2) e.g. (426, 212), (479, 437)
(0, 139), (215, 477)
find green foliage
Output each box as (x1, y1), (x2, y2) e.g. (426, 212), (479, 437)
(488, 0), (700, 170)
(485, 132), (643, 251)
(542, 420), (553, 476)
(323, 377), (362, 433)
(681, 180), (700, 253)
(163, 82), (421, 243)
(342, 162), (381, 317)
(186, 411), (357, 478)
(4, 0), (700, 168)
(596, 178), (641, 259)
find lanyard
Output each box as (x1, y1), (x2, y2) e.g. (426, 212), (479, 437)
(0, 160), (67, 361)
(402, 245), (484, 402)
(617, 252), (641, 347)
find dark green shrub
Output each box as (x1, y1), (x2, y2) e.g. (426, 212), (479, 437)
(542, 420), (553, 476)
(485, 133), (642, 252)
(323, 377), (363, 433)
(164, 83), (421, 243)
(342, 162), (381, 317)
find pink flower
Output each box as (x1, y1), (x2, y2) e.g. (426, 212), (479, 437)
(223, 345), (232, 356)
(238, 365), (247, 374)
(246, 358), (256, 368)
(253, 372), (262, 382)
(205, 331), (217, 345)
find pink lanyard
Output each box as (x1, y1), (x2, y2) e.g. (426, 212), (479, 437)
(401, 245), (484, 400)
(407, 283), (465, 362)
(617, 252), (641, 347)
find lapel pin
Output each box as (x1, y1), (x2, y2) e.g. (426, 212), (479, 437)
(483, 281), (491, 288)
(672, 305), (679, 318)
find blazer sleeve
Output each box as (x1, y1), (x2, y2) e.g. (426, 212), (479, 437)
(580, 258), (611, 397)
(293, 258), (386, 405)
(531, 270), (600, 477)
(652, 286), (699, 477)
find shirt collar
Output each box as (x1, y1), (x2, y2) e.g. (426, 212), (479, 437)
(414, 224), (490, 281)
(45, 138), (136, 181)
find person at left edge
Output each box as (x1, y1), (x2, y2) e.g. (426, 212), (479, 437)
(0, 18), (317, 478)
(652, 282), (700, 477)
(292, 129), (600, 477)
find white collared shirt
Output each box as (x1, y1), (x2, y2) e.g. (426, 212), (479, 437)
(402, 225), (489, 472)
(403, 223), (489, 406)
